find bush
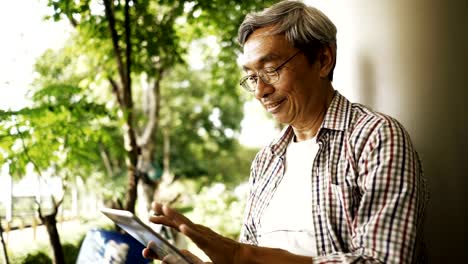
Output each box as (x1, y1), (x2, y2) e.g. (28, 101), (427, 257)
(7, 229), (87, 264)
(21, 251), (52, 264)
(185, 182), (248, 239)
(62, 242), (81, 264)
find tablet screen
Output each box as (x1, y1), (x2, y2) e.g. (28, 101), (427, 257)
(101, 207), (191, 264)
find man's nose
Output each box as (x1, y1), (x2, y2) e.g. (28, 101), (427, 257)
(254, 78), (273, 99)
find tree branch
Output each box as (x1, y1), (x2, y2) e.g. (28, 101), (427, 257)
(124, 0), (131, 102)
(108, 77), (124, 107)
(64, 0), (78, 27)
(36, 200), (44, 222)
(66, 14), (78, 27)
(16, 126), (43, 179)
(138, 70), (163, 146)
(161, 2), (182, 25)
(99, 143), (114, 177)
(103, 0), (127, 90)
(51, 195), (64, 216)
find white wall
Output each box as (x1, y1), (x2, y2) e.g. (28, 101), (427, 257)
(306, 0), (468, 262)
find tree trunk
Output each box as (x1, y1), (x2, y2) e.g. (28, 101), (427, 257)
(104, 0), (140, 213)
(139, 142), (158, 211)
(138, 75), (163, 211)
(0, 219), (10, 264)
(162, 127), (173, 184)
(153, 127), (176, 203)
(124, 149), (139, 213)
(42, 214), (64, 264)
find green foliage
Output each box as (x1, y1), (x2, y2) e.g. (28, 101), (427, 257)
(46, 0), (186, 78)
(155, 61), (244, 180)
(0, 0), (281, 212)
(209, 144), (259, 187)
(62, 239), (85, 264)
(38, 0), (278, 186)
(7, 224), (90, 264)
(0, 92), (118, 179)
(184, 182), (248, 239)
(21, 251), (53, 264)
(0, 46), (127, 203)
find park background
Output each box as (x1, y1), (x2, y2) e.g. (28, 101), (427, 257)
(1, 0), (467, 263)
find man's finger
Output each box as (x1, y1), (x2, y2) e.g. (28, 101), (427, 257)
(162, 204), (193, 225)
(142, 247), (158, 259)
(143, 241), (163, 260)
(151, 203), (189, 224)
(152, 202), (164, 215)
(149, 204), (194, 232)
(149, 215), (179, 229)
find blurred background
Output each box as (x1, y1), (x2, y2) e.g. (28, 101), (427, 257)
(0, 0), (466, 263)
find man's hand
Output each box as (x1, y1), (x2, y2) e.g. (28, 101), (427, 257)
(146, 202), (243, 264)
(142, 241), (207, 264)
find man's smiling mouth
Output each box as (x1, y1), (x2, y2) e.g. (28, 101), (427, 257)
(264, 98), (286, 113)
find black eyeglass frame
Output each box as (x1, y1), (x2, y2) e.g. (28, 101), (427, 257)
(239, 50), (301, 92)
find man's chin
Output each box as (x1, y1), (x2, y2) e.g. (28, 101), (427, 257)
(271, 114), (290, 126)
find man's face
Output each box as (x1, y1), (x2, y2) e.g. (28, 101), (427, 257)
(242, 27), (328, 127)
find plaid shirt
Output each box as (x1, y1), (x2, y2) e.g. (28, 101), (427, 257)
(239, 91), (427, 263)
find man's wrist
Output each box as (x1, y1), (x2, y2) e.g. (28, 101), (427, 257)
(234, 243), (314, 264)
(235, 243), (255, 264)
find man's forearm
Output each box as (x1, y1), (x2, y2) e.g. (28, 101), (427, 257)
(239, 244), (312, 264)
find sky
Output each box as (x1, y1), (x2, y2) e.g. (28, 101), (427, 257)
(0, 0), (71, 110)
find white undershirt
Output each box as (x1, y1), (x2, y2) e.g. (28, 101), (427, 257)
(257, 136), (319, 257)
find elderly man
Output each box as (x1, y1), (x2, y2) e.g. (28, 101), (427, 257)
(143, 1), (427, 263)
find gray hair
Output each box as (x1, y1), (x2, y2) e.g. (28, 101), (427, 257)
(238, 0), (337, 80)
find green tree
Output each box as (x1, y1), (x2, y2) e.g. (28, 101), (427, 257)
(44, 0), (277, 212)
(157, 60), (255, 186)
(0, 45), (125, 264)
(1, 0), (279, 262)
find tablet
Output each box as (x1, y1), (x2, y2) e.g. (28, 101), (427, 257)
(100, 207), (192, 264)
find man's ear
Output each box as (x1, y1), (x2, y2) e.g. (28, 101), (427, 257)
(319, 44), (335, 78)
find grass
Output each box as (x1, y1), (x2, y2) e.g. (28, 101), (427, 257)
(3, 216), (111, 264)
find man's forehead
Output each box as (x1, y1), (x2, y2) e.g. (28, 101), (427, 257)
(243, 28), (277, 54)
(240, 28), (291, 69)
(239, 52), (281, 70)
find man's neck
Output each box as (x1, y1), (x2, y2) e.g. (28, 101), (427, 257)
(292, 87), (334, 142)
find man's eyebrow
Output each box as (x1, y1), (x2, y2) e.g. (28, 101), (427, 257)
(242, 53), (281, 72)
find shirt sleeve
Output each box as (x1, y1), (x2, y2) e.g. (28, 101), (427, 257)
(312, 118), (427, 264)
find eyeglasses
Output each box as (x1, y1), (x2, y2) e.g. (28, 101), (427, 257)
(239, 51), (301, 92)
